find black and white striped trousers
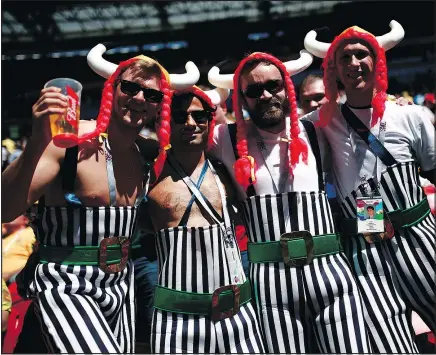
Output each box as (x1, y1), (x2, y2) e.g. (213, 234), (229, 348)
(151, 302), (265, 353)
(30, 261), (135, 353)
(251, 252), (370, 353)
(344, 214), (435, 353)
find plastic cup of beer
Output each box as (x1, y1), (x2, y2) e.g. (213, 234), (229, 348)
(44, 78), (82, 148)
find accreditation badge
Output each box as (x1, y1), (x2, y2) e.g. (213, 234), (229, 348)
(356, 197), (387, 243)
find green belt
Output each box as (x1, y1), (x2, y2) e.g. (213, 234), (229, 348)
(248, 232), (342, 267)
(153, 280), (251, 321)
(341, 198), (431, 236)
(39, 244), (127, 266)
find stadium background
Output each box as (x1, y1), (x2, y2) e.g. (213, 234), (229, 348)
(2, 0), (435, 139)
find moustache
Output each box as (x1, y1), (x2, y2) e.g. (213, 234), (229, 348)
(257, 99), (282, 110)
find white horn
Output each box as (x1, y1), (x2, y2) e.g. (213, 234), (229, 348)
(304, 30), (331, 58)
(376, 20), (405, 51)
(208, 66), (234, 90)
(169, 62), (200, 90)
(283, 50), (313, 76)
(204, 88), (230, 106)
(87, 44), (118, 79)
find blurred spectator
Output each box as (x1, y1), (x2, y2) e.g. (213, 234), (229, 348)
(424, 93), (435, 113)
(402, 90), (414, 103)
(7, 138), (26, 165)
(1, 138), (15, 156)
(298, 74), (327, 116)
(414, 93), (425, 105)
(2, 215), (36, 283)
(2, 146), (10, 171)
(2, 278), (11, 338)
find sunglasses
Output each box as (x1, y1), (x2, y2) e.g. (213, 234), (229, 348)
(243, 80), (284, 99)
(118, 80), (164, 103)
(172, 110), (213, 125)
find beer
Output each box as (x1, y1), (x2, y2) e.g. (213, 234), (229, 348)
(44, 78), (82, 148)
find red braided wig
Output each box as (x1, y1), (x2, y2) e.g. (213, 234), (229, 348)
(320, 28), (388, 128)
(232, 52), (308, 190)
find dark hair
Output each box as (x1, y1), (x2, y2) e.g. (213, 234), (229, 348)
(299, 74), (323, 98)
(367, 206), (375, 211)
(171, 92), (216, 113)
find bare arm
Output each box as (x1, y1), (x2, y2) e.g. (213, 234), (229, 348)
(1, 87), (67, 222)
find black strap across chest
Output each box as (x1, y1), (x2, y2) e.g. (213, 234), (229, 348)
(301, 119), (324, 191)
(341, 104), (398, 166)
(61, 145), (79, 192)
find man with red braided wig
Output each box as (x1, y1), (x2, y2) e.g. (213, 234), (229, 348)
(208, 51), (370, 353)
(304, 20), (436, 353)
(2, 44), (199, 353)
(142, 84), (265, 353)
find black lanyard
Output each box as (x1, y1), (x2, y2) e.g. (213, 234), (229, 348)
(341, 104), (397, 167)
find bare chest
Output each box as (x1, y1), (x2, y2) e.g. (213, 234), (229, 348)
(147, 171), (225, 230)
(57, 148), (145, 206)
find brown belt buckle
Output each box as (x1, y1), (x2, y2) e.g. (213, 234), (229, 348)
(280, 230), (314, 267)
(211, 285), (240, 321)
(99, 236), (130, 274)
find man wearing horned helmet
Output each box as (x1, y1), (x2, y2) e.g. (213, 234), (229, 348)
(208, 51), (370, 353)
(143, 85), (265, 353)
(1, 44), (199, 353)
(304, 21), (436, 353)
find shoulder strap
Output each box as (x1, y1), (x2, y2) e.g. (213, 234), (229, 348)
(166, 153), (224, 225)
(61, 146), (79, 192)
(227, 123), (239, 160)
(341, 104), (397, 166)
(301, 120), (324, 191)
(178, 160), (209, 227)
(102, 137), (117, 206)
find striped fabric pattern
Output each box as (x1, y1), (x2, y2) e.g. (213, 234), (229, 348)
(151, 224), (266, 353)
(36, 206), (138, 247)
(28, 205), (138, 353)
(340, 161), (436, 353)
(242, 192), (370, 353)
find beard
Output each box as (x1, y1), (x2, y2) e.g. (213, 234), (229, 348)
(248, 97), (288, 129)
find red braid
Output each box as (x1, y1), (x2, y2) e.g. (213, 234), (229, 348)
(153, 79), (173, 182)
(78, 57), (138, 144)
(321, 28), (388, 127)
(232, 52), (308, 189)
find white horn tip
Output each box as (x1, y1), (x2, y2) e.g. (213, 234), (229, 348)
(299, 49), (312, 58)
(208, 66), (220, 76)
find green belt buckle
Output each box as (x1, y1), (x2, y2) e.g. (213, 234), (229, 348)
(211, 285), (240, 321)
(280, 230), (314, 267)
